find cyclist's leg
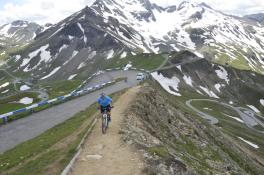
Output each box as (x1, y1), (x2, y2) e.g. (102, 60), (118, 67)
(107, 105), (111, 122)
(100, 106), (104, 120)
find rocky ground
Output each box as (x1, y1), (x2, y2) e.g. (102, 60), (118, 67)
(121, 82), (264, 175)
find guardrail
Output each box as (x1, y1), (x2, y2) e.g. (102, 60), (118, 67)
(0, 81), (115, 124)
(73, 67), (150, 93)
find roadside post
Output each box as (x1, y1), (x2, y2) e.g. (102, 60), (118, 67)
(3, 117), (8, 124)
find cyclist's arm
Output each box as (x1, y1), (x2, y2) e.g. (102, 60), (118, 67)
(107, 96), (113, 107)
(97, 99), (102, 110)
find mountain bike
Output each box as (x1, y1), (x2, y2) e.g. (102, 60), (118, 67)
(101, 106), (113, 134)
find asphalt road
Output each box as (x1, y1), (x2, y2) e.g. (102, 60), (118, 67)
(0, 70), (141, 153)
(83, 70), (140, 89)
(186, 99), (219, 125)
(186, 99), (264, 133)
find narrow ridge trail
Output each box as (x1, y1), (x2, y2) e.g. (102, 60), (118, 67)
(70, 86), (145, 175)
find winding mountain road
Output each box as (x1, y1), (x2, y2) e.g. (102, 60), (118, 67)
(0, 68), (49, 101)
(0, 70), (140, 153)
(186, 99), (264, 133)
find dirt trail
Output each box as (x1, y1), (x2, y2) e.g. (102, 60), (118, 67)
(70, 87), (145, 175)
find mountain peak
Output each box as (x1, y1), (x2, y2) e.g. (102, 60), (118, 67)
(244, 13), (264, 24)
(199, 2), (212, 9)
(11, 20), (29, 27)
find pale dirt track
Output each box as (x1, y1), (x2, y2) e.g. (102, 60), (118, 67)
(70, 87), (145, 175)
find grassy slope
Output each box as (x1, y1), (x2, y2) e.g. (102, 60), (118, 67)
(190, 100), (264, 157)
(204, 45), (264, 74)
(0, 104), (97, 175)
(0, 90), (125, 175)
(0, 92), (40, 114)
(40, 79), (82, 99)
(103, 53), (165, 70)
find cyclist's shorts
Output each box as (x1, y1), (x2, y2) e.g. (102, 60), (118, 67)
(100, 105), (111, 113)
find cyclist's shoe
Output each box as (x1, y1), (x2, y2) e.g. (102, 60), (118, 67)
(108, 116), (111, 122)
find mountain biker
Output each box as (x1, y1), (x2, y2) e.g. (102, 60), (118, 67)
(97, 93), (113, 122)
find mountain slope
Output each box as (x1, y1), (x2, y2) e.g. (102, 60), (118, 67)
(7, 6), (134, 80)
(123, 83), (264, 174)
(244, 13), (264, 25)
(4, 0), (264, 82)
(152, 51), (264, 112)
(0, 20), (43, 47)
(88, 0), (264, 73)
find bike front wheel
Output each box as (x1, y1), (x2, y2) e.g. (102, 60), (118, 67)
(102, 117), (108, 134)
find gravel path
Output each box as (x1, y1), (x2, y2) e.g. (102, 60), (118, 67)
(70, 86), (145, 175)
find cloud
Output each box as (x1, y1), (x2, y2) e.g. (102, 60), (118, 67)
(0, 0), (263, 25)
(0, 0), (96, 25)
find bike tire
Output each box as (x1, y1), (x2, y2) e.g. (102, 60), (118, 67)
(102, 119), (106, 134)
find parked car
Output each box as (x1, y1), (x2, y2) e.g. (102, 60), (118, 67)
(136, 73), (145, 81)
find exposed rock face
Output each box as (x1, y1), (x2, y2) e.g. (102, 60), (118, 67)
(5, 0), (264, 80)
(122, 83), (264, 175)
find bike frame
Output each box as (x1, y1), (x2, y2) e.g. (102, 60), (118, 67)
(101, 109), (109, 134)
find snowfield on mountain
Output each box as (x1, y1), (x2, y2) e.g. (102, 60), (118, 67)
(0, 0), (263, 82)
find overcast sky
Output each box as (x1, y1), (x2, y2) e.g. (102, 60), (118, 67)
(0, 0), (263, 25)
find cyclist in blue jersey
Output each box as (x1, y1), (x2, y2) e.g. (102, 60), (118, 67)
(97, 93), (113, 121)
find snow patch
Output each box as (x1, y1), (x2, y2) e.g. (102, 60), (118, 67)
(120, 52), (127, 59)
(19, 97), (33, 105)
(214, 84), (222, 92)
(88, 51), (96, 59)
(68, 74), (77, 80)
(68, 35), (74, 40)
(59, 44), (68, 52)
(260, 99), (264, 106)
(106, 49), (115, 59)
(77, 22), (87, 43)
(194, 51), (204, 58)
(20, 85), (31, 91)
(196, 89), (203, 95)
(247, 105), (260, 113)
(22, 44), (51, 70)
(215, 66), (229, 84)
(63, 50), (79, 65)
(151, 72), (181, 96)
(41, 67), (61, 80)
(78, 62), (86, 70)
(15, 55), (21, 62)
(238, 137), (259, 149)
(0, 82), (9, 89)
(199, 86), (219, 98)
(1, 89), (9, 94)
(224, 114), (244, 123)
(176, 65), (182, 72)
(183, 75), (193, 87)
(124, 63), (132, 70)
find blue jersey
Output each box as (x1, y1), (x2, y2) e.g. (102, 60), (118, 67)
(97, 95), (112, 107)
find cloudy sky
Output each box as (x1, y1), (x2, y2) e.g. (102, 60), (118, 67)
(0, 0), (263, 25)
